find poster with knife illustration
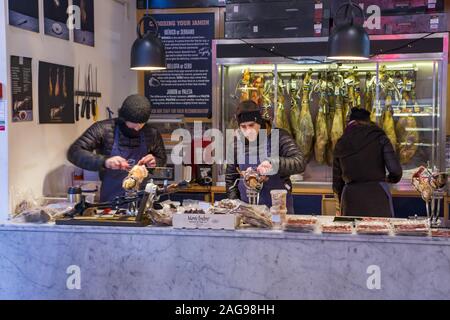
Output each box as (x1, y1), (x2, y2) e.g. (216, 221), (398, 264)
(39, 61), (74, 124)
(11, 56), (33, 122)
(73, 0), (95, 47)
(8, 0), (39, 33)
(44, 0), (69, 40)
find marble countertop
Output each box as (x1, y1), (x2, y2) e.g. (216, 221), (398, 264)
(0, 221), (449, 246)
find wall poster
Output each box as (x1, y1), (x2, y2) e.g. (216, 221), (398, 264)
(39, 61), (74, 124)
(44, 0), (70, 40)
(73, 0), (95, 47)
(11, 56), (33, 122)
(8, 0), (40, 33)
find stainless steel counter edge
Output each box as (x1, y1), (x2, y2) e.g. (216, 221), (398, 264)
(0, 222), (449, 246)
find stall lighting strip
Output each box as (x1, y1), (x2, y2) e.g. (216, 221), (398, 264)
(405, 128), (438, 132)
(230, 64), (421, 73)
(399, 143), (436, 147)
(374, 113), (433, 117)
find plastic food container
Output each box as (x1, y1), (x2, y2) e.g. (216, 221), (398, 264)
(270, 206), (287, 228)
(283, 215), (318, 233)
(270, 189), (287, 210)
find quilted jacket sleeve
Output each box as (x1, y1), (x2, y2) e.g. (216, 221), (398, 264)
(67, 122), (107, 171)
(148, 129), (167, 167)
(267, 129), (306, 177)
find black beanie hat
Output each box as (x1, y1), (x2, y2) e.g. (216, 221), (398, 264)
(236, 100), (265, 126)
(118, 94), (152, 123)
(349, 107), (371, 122)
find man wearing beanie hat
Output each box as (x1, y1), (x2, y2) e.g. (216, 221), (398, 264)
(68, 94), (166, 201)
(226, 100), (306, 213)
(333, 107), (402, 217)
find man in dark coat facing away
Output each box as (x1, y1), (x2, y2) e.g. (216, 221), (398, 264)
(333, 108), (403, 217)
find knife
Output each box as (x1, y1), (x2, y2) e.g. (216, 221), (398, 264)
(86, 64), (91, 120)
(80, 67), (87, 118)
(75, 65), (80, 121)
(92, 67), (98, 121)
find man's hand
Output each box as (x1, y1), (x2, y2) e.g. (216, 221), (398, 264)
(257, 160), (273, 176)
(138, 154), (157, 168)
(105, 156), (129, 170)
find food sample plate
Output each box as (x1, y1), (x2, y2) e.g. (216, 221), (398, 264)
(392, 220), (430, 236)
(321, 222), (353, 234)
(283, 215), (318, 233)
(356, 221), (392, 235)
(430, 229), (450, 238)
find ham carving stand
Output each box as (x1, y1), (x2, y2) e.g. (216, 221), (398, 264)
(56, 168), (188, 227)
(412, 166), (448, 228)
(229, 168), (268, 206)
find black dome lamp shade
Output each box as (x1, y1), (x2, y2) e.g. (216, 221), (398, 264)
(328, 0), (370, 61)
(130, 13), (166, 71)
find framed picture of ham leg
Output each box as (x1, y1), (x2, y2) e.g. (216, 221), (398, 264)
(38, 61), (74, 124)
(73, 0), (95, 47)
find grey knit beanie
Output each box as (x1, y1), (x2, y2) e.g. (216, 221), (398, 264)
(118, 94), (152, 123)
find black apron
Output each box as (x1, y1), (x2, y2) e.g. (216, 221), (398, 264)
(100, 127), (148, 202)
(341, 181), (395, 217)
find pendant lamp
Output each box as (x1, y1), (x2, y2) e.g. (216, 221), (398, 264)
(130, 0), (166, 71)
(328, 0), (370, 61)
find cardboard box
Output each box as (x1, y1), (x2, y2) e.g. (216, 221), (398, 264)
(364, 13), (447, 35)
(225, 18), (329, 39)
(173, 213), (239, 230)
(226, 1), (330, 22)
(330, 0), (444, 15)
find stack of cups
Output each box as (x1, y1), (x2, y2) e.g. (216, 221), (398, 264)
(270, 190), (288, 229)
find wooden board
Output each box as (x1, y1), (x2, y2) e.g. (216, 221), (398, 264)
(55, 217), (150, 227)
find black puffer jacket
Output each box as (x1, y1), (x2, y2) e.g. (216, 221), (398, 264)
(67, 119), (167, 178)
(226, 126), (306, 199)
(333, 122), (403, 217)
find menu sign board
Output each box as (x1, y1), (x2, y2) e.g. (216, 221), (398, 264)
(11, 56), (33, 122)
(144, 13), (215, 118)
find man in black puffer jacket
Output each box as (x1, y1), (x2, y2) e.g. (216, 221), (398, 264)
(333, 108), (403, 217)
(67, 94), (166, 201)
(226, 100), (306, 213)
